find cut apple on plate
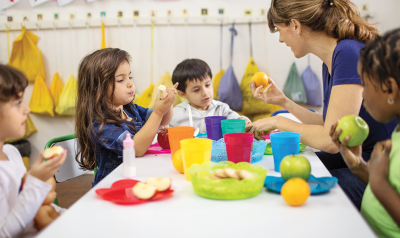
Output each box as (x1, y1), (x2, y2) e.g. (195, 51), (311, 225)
(43, 146), (64, 160)
(132, 182), (157, 200)
(145, 178), (171, 192)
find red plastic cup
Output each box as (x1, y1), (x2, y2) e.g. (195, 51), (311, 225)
(224, 133), (254, 163)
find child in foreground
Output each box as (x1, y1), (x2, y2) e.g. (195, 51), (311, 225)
(75, 48), (177, 186)
(0, 65), (66, 237)
(169, 59), (250, 132)
(330, 28), (400, 237)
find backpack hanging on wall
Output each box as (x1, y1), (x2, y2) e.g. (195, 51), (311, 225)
(55, 75), (77, 116)
(50, 72), (63, 111)
(301, 56), (322, 106)
(283, 62), (308, 104)
(218, 23), (243, 111)
(8, 27), (45, 83)
(29, 75), (54, 117)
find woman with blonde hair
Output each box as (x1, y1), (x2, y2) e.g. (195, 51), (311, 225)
(246, 0), (398, 209)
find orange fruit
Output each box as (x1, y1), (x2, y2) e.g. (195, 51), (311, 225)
(281, 178), (310, 206)
(172, 149), (184, 174)
(251, 72), (269, 88)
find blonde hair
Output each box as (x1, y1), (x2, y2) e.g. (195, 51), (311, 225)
(267, 0), (379, 42)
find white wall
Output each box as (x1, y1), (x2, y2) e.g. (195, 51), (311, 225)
(0, 0), (399, 166)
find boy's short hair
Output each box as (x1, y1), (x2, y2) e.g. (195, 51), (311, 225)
(172, 59), (213, 93)
(0, 65), (28, 102)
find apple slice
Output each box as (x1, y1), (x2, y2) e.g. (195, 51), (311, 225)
(43, 146), (64, 160)
(132, 183), (157, 200)
(145, 178), (171, 192)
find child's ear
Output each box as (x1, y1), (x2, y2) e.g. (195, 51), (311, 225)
(387, 77), (399, 100)
(177, 90), (187, 99)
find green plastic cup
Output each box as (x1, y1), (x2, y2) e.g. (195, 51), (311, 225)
(221, 119), (245, 136)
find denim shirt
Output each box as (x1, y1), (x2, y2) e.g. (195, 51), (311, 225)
(92, 103), (153, 186)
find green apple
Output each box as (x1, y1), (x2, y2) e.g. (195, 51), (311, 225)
(336, 115), (369, 147)
(280, 154), (311, 181)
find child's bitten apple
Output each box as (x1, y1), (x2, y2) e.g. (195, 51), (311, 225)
(43, 146), (64, 160)
(335, 115), (369, 147)
(157, 130), (170, 149)
(132, 183), (157, 200)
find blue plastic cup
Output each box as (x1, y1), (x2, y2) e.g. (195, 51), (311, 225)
(270, 132), (300, 172)
(205, 116), (227, 141)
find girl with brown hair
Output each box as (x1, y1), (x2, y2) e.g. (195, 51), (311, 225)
(245, 0), (398, 209)
(75, 48), (177, 186)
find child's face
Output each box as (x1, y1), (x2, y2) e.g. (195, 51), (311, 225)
(179, 77), (213, 110)
(358, 62), (394, 123)
(0, 92), (29, 140)
(111, 61), (135, 109)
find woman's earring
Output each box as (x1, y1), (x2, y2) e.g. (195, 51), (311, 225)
(297, 32), (300, 38)
(388, 98), (394, 105)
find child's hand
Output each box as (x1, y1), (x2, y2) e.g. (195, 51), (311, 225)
(240, 118), (251, 125)
(29, 151), (67, 182)
(158, 125), (169, 133)
(329, 121), (363, 170)
(153, 83), (178, 117)
(368, 140), (392, 189)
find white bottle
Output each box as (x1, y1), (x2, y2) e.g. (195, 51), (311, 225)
(123, 133), (136, 178)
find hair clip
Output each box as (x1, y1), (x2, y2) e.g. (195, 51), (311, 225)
(324, 0), (333, 6)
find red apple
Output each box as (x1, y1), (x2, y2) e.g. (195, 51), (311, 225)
(145, 178), (171, 192)
(43, 146), (64, 160)
(132, 182), (157, 200)
(157, 130), (170, 149)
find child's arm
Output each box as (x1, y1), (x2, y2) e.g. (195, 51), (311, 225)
(133, 85), (177, 156)
(0, 152), (65, 237)
(34, 205), (60, 231)
(329, 121), (369, 184)
(160, 84), (178, 127)
(368, 140), (400, 227)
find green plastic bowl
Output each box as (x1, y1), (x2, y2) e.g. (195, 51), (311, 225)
(188, 161), (268, 200)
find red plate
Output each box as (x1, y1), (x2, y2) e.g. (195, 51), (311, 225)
(95, 179), (174, 205)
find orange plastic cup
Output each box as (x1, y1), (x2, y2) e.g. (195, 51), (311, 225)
(180, 138), (212, 181)
(168, 126), (194, 159)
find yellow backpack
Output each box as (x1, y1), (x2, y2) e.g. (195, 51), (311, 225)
(213, 69), (225, 100)
(8, 27), (45, 83)
(50, 72), (63, 110)
(55, 75), (77, 116)
(29, 74), (54, 117)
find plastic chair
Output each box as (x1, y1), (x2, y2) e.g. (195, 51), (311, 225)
(44, 134), (88, 183)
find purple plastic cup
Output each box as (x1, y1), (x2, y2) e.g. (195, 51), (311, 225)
(205, 116), (227, 141)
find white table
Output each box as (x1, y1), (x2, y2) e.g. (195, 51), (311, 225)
(37, 148), (376, 238)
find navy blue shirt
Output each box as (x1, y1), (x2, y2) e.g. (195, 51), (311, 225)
(92, 103), (153, 186)
(322, 39), (397, 158)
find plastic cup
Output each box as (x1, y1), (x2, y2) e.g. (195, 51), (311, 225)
(205, 116), (227, 141)
(270, 132), (300, 172)
(221, 119), (245, 136)
(180, 138), (212, 181)
(224, 133), (254, 163)
(168, 127), (194, 159)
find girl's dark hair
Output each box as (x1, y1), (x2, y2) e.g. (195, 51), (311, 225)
(172, 59), (213, 93)
(360, 28), (400, 92)
(0, 65), (28, 102)
(267, 0), (379, 43)
(75, 48), (135, 171)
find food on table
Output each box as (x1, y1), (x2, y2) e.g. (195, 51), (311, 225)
(157, 129), (170, 149)
(172, 149), (184, 173)
(280, 154), (311, 181)
(281, 178), (310, 206)
(146, 178), (172, 192)
(132, 182), (157, 200)
(336, 115), (369, 147)
(194, 127), (200, 137)
(158, 85), (168, 99)
(251, 72), (269, 88)
(43, 146), (64, 160)
(210, 168), (256, 180)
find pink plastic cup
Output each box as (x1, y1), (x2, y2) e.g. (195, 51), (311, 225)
(224, 133), (254, 163)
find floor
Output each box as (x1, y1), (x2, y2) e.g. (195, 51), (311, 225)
(55, 173), (94, 209)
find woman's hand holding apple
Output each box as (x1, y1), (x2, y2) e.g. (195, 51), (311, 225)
(249, 77), (287, 107)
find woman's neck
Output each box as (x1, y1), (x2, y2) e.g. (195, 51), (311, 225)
(305, 32), (338, 75)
